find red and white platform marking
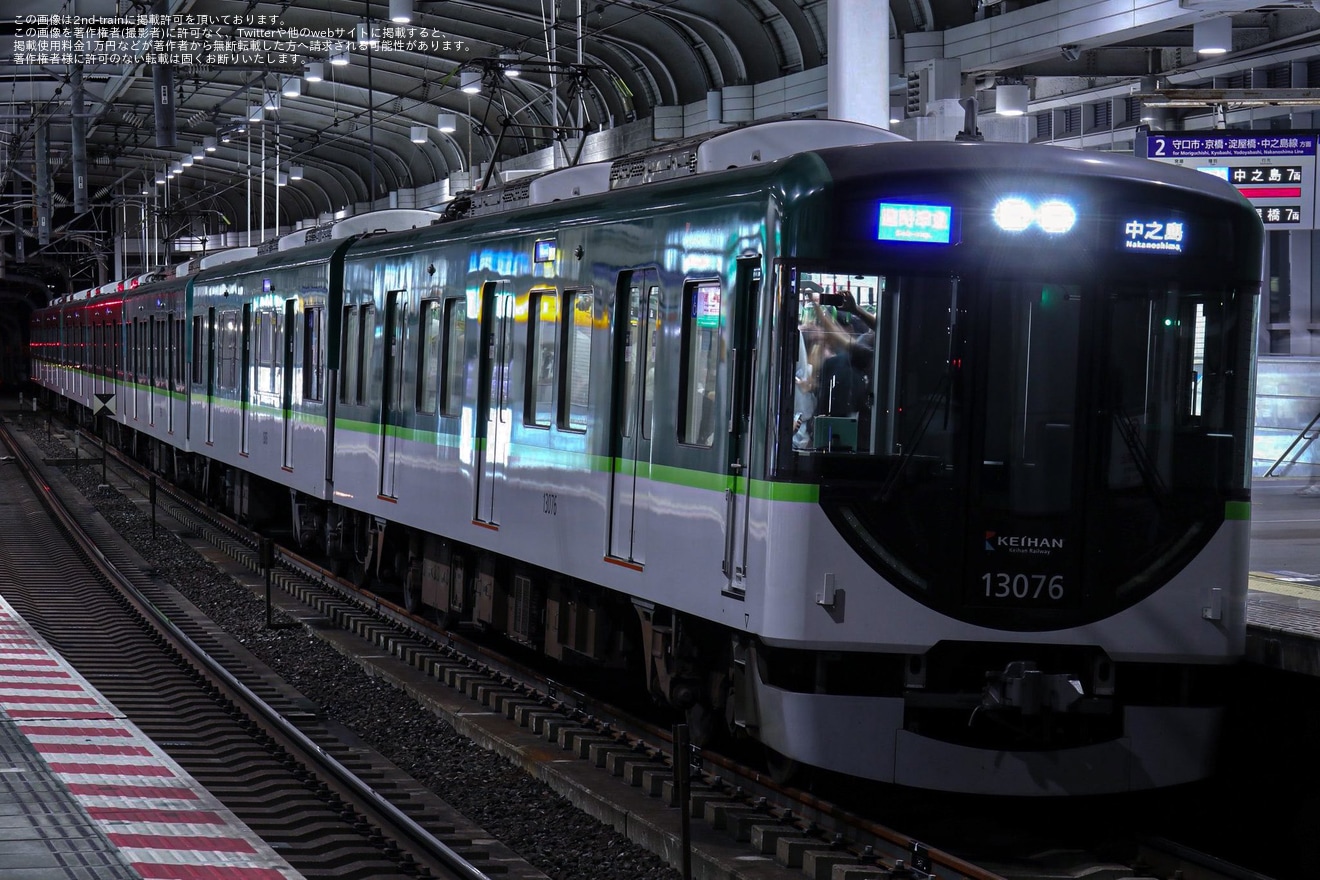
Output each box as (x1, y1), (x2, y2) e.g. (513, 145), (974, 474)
(0, 596), (304, 880)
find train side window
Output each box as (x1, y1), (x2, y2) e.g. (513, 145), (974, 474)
(418, 299), (441, 413)
(525, 288), (557, 428)
(679, 280), (722, 447)
(340, 305), (359, 404)
(440, 298), (466, 417)
(303, 307), (324, 401)
(559, 290), (593, 431)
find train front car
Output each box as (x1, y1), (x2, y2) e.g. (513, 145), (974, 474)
(756, 141), (1263, 796)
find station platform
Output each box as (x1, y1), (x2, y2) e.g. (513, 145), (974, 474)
(1246, 477), (1320, 676)
(0, 595), (302, 880)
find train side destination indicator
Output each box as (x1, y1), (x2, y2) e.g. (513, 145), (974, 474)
(1136, 131), (1317, 229)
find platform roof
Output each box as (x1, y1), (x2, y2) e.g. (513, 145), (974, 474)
(0, 0), (1317, 299)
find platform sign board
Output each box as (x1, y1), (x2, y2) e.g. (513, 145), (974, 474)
(1136, 130), (1317, 229)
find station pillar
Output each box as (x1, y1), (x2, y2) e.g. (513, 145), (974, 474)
(827, 0), (890, 129)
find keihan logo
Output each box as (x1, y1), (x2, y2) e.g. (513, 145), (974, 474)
(986, 532), (1066, 555)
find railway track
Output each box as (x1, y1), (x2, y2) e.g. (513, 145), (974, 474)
(0, 411), (548, 880)
(3, 402), (1280, 880)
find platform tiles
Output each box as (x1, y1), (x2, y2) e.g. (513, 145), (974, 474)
(0, 595), (304, 880)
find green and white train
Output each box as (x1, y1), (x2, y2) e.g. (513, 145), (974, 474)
(31, 119), (1264, 795)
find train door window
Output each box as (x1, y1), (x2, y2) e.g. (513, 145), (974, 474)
(383, 294), (407, 412)
(191, 316), (204, 385)
(124, 320), (134, 381)
(174, 315), (185, 390)
(218, 309), (239, 390)
(680, 280), (722, 447)
(255, 308), (275, 394)
(559, 290), (594, 431)
(360, 305), (377, 405)
(206, 308), (217, 394)
(525, 288), (557, 428)
(340, 305), (359, 404)
(155, 317), (166, 386)
(418, 299), (441, 413)
(303, 307), (323, 401)
(642, 287), (659, 440)
(981, 282), (1081, 515)
(254, 309), (268, 388)
(271, 309), (284, 396)
(166, 316), (175, 386)
(138, 318), (150, 384)
(619, 281), (661, 440)
(440, 298), (466, 417)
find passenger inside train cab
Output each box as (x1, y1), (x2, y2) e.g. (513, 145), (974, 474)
(794, 275), (878, 452)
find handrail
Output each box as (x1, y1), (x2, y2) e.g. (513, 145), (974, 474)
(1264, 408), (1320, 477)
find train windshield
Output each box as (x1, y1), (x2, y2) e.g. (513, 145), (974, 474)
(785, 267), (1251, 625)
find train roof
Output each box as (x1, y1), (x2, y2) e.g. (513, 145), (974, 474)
(453, 118), (907, 221)
(809, 138), (1258, 214)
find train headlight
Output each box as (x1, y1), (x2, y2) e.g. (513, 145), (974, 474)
(1037, 200), (1078, 234)
(993, 198), (1034, 232)
(993, 197), (1078, 235)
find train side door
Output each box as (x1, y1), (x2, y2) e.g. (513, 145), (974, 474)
(240, 303), (252, 455)
(380, 289), (407, 498)
(282, 298), (296, 469)
(723, 258), (761, 594)
(608, 269), (660, 565)
(474, 281), (513, 526)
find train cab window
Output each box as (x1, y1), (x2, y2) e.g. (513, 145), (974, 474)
(303, 307), (324, 401)
(418, 300), (441, 413)
(440, 298), (466, 417)
(525, 288), (557, 428)
(559, 290), (594, 431)
(680, 280), (723, 447)
(790, 272), (882, 454)
(340, 305), (359, 404)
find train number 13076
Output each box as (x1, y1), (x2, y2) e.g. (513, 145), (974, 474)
(982, 572), (1064, 601)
